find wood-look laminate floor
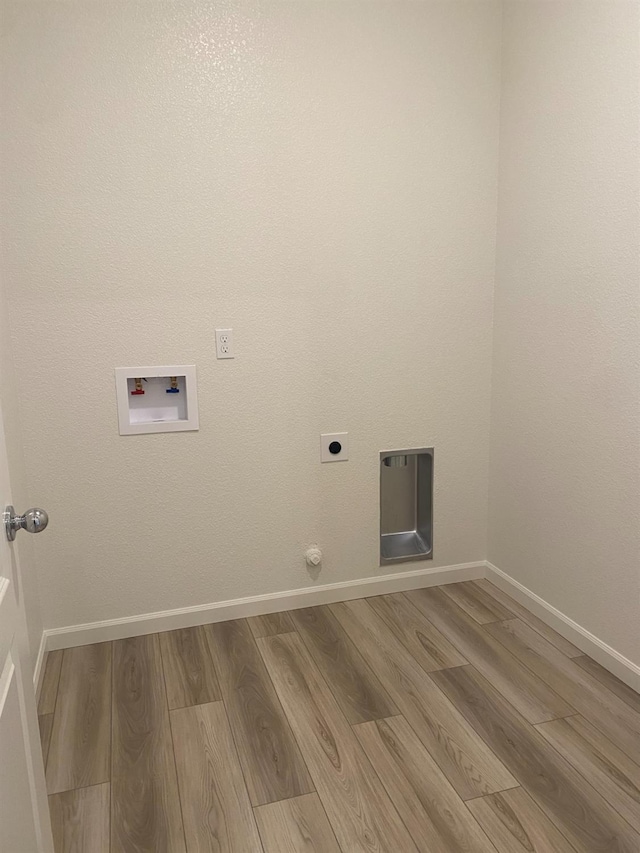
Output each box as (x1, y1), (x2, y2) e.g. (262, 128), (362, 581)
(38, 580), (640, 853)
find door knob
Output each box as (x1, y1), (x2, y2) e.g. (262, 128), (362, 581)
(4, 506), (49, 541)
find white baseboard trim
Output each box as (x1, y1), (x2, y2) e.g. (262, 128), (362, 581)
(35, 558), (640, 695)
(44, 560), (485, 651)
(33, 630), (48, 702)
(485, 562), (640, 693)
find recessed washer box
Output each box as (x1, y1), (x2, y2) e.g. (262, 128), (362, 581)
(380, 447), (433, 564)
(115, 365), (199, 435)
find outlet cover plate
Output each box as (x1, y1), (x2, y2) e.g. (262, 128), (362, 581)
(321, 432), (349, 463)
(216, 328), (234, 359)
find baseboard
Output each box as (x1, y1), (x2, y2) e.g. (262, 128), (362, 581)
(44, 560), (485, 651)
(485, 562), (640, 693)
(33, 630), (48, 701)
(36, 558), (640, 694)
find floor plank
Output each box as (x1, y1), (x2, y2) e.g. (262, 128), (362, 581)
(572, 655), (640, 714)
(257, 632), (419, 853)
(255, 793), (341, 853)
(330, 598), (517, 800)
(111, 634), (186, 853)
(367, 593), (467, 672)
(432, 664), (640, 853)
(486, 618), (640, 763)
(354, 714), (497, 852)
(38, 649), (63, 715)
(39, 713), (53, 767)
(291, 605), (398, 724)
(206, 619), (313, 806)
(536, 714), (640, 833)
(248, 611), (296, 638)
(170, 701), (262, 852)
(441, 581), (514, 624)
(49, 783), (110, 853)
(475, 580), (581, 657)
(159, 626), (221, 710)
(466, 787), (578, 853)
(46, 644), (111, 795)
(407, 587), (575, 724)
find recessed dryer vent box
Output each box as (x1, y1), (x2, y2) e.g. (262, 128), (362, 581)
(115, 365), (199, 435)
(380, 447), (433, 564)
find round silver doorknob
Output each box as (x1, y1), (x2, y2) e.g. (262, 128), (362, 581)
(4, 506), (49, 541)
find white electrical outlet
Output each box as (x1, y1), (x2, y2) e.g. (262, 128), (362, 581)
(215, 329), (234, 359)
(320, 433), (349, 462)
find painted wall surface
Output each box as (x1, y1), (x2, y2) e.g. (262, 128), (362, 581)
(489, 1), (640, 664)
(1, 2), (501, 629)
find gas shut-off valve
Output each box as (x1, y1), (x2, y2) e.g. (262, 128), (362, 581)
(305, 546), (322, 567)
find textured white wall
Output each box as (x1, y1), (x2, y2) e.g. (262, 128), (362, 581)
(1, 1), (501, 630)
(489, 1), (640, 664)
